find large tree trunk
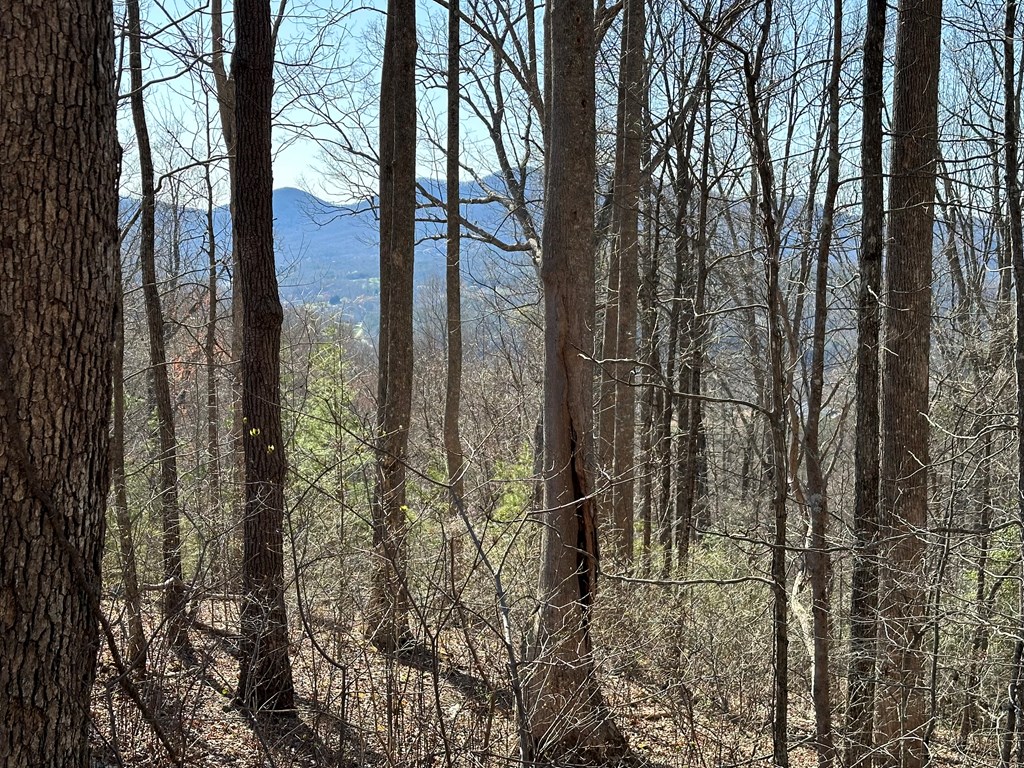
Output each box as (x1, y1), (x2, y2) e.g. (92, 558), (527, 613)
(233, 0), (297, 712)
(845, 0), (886, 761)
(0, 0), (118, 762)
(875, 0), (942, 762)
(524, 0), (630, 761)
(127, 0), (191, 655)
(367, 0), (417, 653)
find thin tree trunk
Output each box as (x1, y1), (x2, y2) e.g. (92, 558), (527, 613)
(113, 254), (147, 671)
(444, 0), (466, 607)
(743, 5), (789, 759)
(127, 0), (191, 655)
(846, 0), (886, 759)
(204, 146), (224, 590)
(1004, 0), (1024, 760)
(233, 0), (297, 712)
(367, 0), (417, 653)
(803, 2), (842, 764)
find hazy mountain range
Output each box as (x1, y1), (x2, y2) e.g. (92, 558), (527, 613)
(122, 177), (540, 328)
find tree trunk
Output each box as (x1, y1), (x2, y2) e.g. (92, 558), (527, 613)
(0, 0), (118, 762)
(233, 0), (297, 712)
(875, 0), (942, 762)
(127, 0), (191, 656)
(113, 254), (147, 671)
(742, 6), (789, 760)
(803, 2), (842, 764)
(524, 0), (631, 761)
(444, 0), (466, 610)
(1004, 0), (1024, 759)
(367, 0), (417, 653)
(210, 0), (244, 590)
(204, 149), (225, 590)
(845, 0), (886, 761)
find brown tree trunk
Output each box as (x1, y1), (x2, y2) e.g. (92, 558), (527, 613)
(127, 0), (190, 655)
(1004, 0), (1024, 759)
(0, 0), (118, 762)
(524, 0), (630, 761)
(846, 0), (886, 761)
(874, 0), (942, 762)
(444, 0), (466, 609)
(602, 0), (645, 565)
(367, 0), (417, 653)
(210, 0), (244, 589)
(803, 2), (842, 764)
(233, 0), (297, 712)
(204, 149), (225, 590)
(742, 5), (789, 760)
(113, 254), (147, 671)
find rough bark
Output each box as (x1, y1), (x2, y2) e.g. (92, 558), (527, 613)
(875, 0), (942, 762)
(367, 0), (417, 653)
(0, 0), (118, 762)
(233, 0), (297, 712)
(845, 0), (886, 760)
(524, 0), (631, 761)
(128, 0), (191, 655)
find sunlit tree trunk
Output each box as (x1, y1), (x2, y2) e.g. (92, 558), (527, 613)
(524, 0), (631, 761)
(367, 0), (417, 653)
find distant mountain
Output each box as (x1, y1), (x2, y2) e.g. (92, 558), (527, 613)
(121, 177), (540, 328)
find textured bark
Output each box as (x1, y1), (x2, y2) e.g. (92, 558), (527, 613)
(524, 0), (630, 761)
(875, 0), (942, 762)
(233, 0), (297, 712)
(0, 0), (118, 763)
(367, 0), (417, 653)
(128, 0), (191, 655)
(845, 0), (886, 761)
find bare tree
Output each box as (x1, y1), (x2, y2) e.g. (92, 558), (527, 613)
(845, 0), (886, 760)
(127, 0), (192, 656)
(233, 0), (297, 712)
(523, 0), (631, 761)
(367, 0), (417, 653)
(875, 0), (943, 763)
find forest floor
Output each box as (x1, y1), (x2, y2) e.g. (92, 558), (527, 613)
(88, 597), (991, 767)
